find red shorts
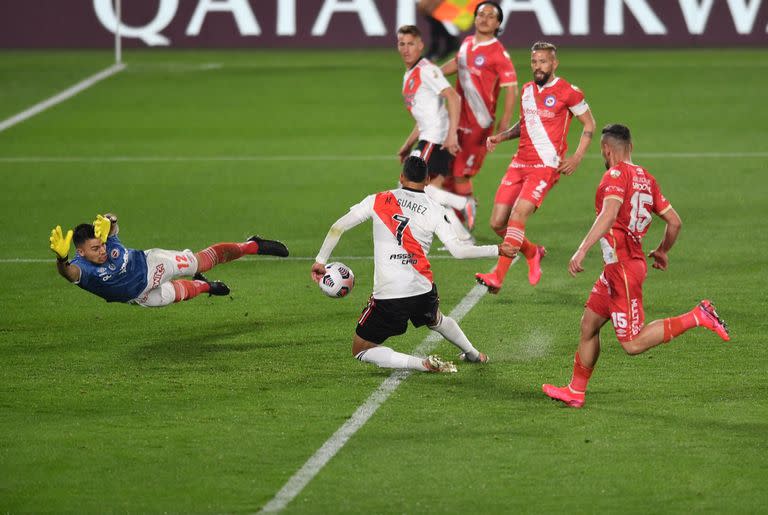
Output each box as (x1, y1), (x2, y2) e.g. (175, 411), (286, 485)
(493, 162), (559, 208)
(585, 259), (647, 343)
(452, 125), (493, 178)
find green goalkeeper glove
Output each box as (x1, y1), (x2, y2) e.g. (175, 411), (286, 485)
(50, 225), (73, 260)
(93, 214), (112, 243)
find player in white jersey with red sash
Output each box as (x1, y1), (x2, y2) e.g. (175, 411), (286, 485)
(441, 1), (518, 230)
(476, 41), (596, 294)
(397, 24), (476, 242)
(311, 156), (516, 373)
(542, 124), (730, 408)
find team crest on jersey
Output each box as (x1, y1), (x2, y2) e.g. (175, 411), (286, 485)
(110, 248), (120, 259)
(544, 95), (556, 107)
(610, 169), (621, 178)
(98, 267), (106, 273)
(474, 55), (485, 66)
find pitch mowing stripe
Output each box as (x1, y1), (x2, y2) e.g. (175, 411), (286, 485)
(0, 63), (126, 133)
(258, 281), (493, 513)
(0, 255), (473, 264)
(0, 152), (767, 163)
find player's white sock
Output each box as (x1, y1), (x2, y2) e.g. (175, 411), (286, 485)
(425, 184), (468, 211)
(429, 316), (480, 360)
(356, 346), (427, 371)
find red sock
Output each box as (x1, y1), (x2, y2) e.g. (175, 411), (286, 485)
(454, 179), (473, 197)
(519, 237), (537, 261)
(662, 309), (700, 342)
(504, 220), (525, 248)
(195, 241), (257, 272)
(569, 352), (594, 393)
(494, 221), (525, 280)
(172, 279), (210, 302)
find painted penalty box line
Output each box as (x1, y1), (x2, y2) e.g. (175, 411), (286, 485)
(257, 283), (489, 514)
(0, 63), (126, 134)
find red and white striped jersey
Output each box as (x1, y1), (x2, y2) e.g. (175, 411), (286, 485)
(402, 58), (452, 144)
(515, 77), (589, 168)
(455, 36), (517, 129)
(316, 187), (498, 299)
(596, 161), (672, 264)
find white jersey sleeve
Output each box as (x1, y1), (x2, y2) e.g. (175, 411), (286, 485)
(434, 211), (499, 259)
(422, 62), (452, 95)
(315, 195), (373, 264)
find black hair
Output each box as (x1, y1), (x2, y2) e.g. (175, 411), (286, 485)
(475, 1), (503, 35)
(73, 223), (97, 247)
(601, 124), (632, 144)
(397, 24), (422, 39)
(402, 155), (428, 183)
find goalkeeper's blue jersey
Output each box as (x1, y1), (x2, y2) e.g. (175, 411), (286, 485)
(71, 235), (148, 303)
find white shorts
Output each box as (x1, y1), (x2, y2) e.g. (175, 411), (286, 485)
(131, 248), (198, 307)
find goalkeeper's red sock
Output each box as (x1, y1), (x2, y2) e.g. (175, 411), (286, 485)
(195, 241), (258, 272)
(172, 279), (210, 302)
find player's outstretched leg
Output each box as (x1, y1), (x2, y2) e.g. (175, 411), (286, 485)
(662, 299), (730, 343)
(171, 276), (230, 302)
(355, 346), (456, 373)
(195, 235), (289, 272)
(428, 313), (488, 363)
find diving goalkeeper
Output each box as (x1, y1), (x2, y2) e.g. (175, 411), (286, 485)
(50, 213), (289, 307)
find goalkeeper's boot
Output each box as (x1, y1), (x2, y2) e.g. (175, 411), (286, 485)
(459, 350), (488, 364)
(247, 235), (289, 257)
(696, 300), (730, 341)
(542, 383), (585, 408)
(527, 245), (547, 286)
(475, 272), (502, 294)
(423, 355), (458, 373)
(194, 273), (231, 297)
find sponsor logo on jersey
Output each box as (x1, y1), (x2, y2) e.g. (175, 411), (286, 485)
(474, 55), (485, 67)
(108, 264), (116, 271)
(523, 106), (555, 119)
(110, 248), (120, 259)
(389, 253), (418, 265)
(544, 95), (556, 107)
(151, 263), (165, 288)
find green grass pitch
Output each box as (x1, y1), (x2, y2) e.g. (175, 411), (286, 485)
(0, 48), (766, 512)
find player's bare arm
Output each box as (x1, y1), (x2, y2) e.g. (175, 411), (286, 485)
(557, 109), (596, 176)
(440, 87), (462, 155)
(398, 125), (420, 163)
(496, 83), (518, 133)
(648, 207), (682, 271)
(440, 58), (458, 77)
(568, 197), (621, 277)
(486, 121), (521, 152)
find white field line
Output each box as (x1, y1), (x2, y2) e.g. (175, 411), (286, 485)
(0, 64), (126, 134)
(1, 152), (767, 164)
(258, 281), (493, 513)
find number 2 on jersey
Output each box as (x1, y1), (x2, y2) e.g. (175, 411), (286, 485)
(392, 214), (411, 245)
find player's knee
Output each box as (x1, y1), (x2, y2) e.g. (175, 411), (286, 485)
(620, 340), (643, 355)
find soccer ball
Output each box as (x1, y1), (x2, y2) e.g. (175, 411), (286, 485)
(319, 262), (355, 298)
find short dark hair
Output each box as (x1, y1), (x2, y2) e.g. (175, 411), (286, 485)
(397, 25), (421, 39)
(402, 155), (428, 183)
(73, 223), (97, 247)
(531, 41), (557, 54)
(601, 124), (632, 144)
